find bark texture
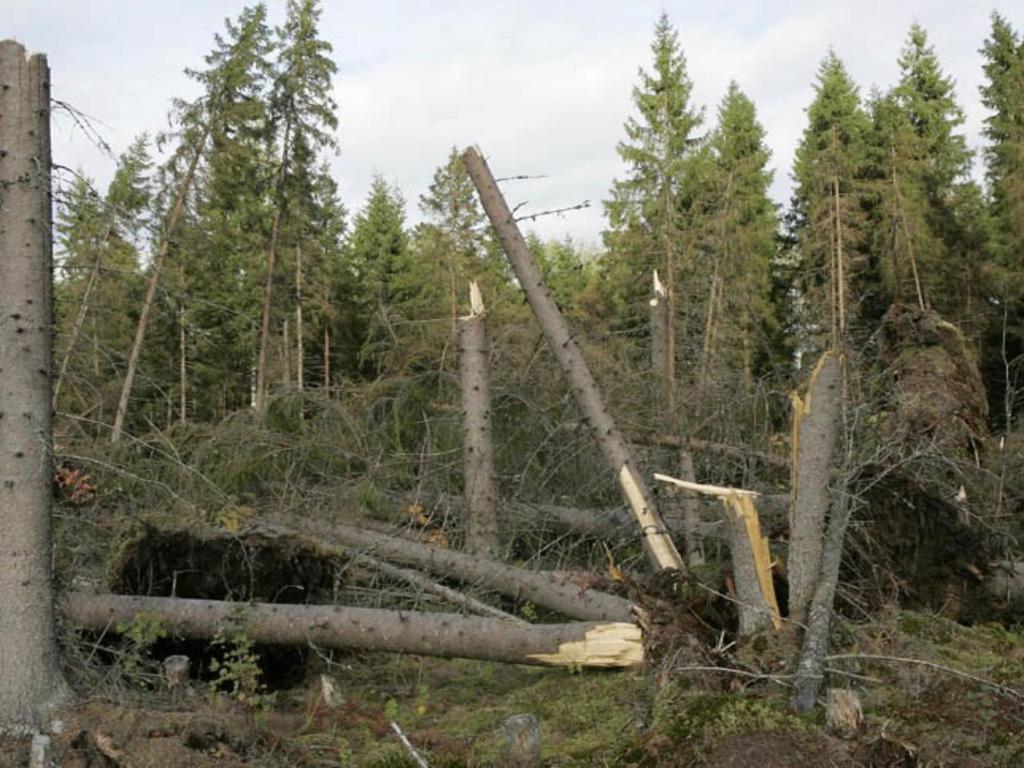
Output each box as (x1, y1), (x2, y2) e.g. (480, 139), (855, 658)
(268, 516), (634, 622)
(459, 282), (499, 556)
(788, 352), (843, 625)
(462, 146), (683, 573)
(0, 40), (67, 729)
(63, 593), (643, 669)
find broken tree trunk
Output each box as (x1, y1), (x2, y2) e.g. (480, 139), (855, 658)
(655, 476), (781, 634)
(791, 482), (853, 712)
(463, 146), (683, 573)
(459, 281), (500, 557)
(0, 39), (68, 728)
(788, 352), (843, 626)
(651, 271), (702, 567)
(63, 593), (643, 669)
(266, 517), (633, 622)
(111, 122), (209, 444)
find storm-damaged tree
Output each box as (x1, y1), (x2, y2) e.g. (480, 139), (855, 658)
(255, 0), (338, 411)
(0, 39), (68, 731)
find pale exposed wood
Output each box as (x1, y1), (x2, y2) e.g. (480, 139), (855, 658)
(462, 146), (683, 573)
(653, 474), (760, 499)
(63, 592), (643, 669)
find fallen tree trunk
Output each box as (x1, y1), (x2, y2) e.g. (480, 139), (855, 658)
(264, 517), (634, 622)
(463, 146), (684, 573)
(62, 592), (643, 669)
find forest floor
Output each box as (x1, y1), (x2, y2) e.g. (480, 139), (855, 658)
(1, 607), (1020, 767)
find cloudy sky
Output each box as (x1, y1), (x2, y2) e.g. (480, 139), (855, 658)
(7, 1), (1006, 244)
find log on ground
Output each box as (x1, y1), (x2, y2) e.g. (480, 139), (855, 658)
(62, 592), (643, 669)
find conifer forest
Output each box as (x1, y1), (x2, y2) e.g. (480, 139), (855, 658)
(4, 3), (1024, 765)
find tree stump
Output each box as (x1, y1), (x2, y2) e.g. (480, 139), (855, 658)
(502, 713), (541, 766)
(825, 688), (863, 738)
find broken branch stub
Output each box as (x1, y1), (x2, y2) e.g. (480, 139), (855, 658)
(462, 146), (684, 574)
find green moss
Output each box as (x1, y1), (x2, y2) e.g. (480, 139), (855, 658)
(652, 689), (811, 748)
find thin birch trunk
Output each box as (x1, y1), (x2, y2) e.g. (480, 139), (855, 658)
(178, 303), (187, 425)
(283, 316), (291, 391)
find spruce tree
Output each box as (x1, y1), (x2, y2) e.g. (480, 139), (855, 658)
(702, 82), (779, 388)
(791, 51), (869, 351)
(604, 12), (704, 403)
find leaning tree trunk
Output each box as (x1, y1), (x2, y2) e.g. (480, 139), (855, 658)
(266, 516), (634, 622)
(63, 593), (643, 669)
(459, 282), (500, 556)
(787, 351), (843, 626)
(111, 122), (208, 444)
(463, 146), (684, 573)
(0, 40), (67, 729)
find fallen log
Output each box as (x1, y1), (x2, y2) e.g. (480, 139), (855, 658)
(264, 516), (634, 622)
(62, 592), (643, 669)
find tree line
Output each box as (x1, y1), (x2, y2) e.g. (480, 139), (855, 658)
(54, 6), (1024, 453)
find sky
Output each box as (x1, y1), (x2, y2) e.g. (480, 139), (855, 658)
(5, 1), (1009, 245)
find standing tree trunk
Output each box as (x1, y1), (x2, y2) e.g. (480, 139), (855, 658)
(178, 303), (187, 425)
(282, 316), (292, 391)
(0, 39), (67, 728)
(52, 219), (113, 409)
(255, 125), (291, 412)
(295, 243), (304, 392)
(463, 147), (683, 573)
(111, 124), (208, 444)
(459, 282), (500, 556)
(651, 272), (702, 567)
(323, 324), (331, 397)
(787, 352), (843, 626)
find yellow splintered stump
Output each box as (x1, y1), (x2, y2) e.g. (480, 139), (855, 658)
(526, 623), (644, 668)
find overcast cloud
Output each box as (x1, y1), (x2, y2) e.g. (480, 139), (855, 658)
(6, 1), (1005, 244)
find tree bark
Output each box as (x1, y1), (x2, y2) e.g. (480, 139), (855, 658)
(62, 592), (643, 669)
(650, 271), (702, 566)
(788, 352), (843, 626)
(462, 146), (684, 573)
(265, 516), (634, 622)
(295, 243), (304, 392)
(791, 483), (853, 712)
(111, 122), (208, 444)
(0, 39), (67, 729)
(178, 303), (187, 425)
(459, 282), (500, 556)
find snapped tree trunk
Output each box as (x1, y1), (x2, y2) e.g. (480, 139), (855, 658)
(111, 121), (208, 444)
(459, 282), (500, 557)
(63, 593), (643, 669)
(650, 271), (702, 567)
(265, 516), (634, 622)
(788, 352), (843, 626)
(463, 146), (684, 573)
(0, 39), (67, 728)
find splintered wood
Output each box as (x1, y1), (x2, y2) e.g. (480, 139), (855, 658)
(525, 622), (644, 668)
(655, 474), (781, 631)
